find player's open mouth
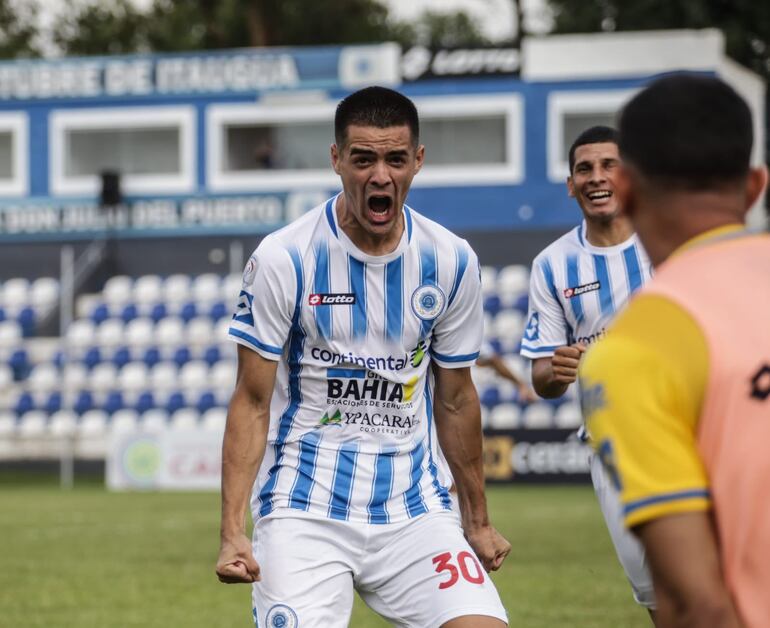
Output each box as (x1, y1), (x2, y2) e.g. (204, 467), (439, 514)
(367, 195), (394, 224)
(586, 190), (613, 204)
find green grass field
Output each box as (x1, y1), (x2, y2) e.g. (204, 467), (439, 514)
(0, 480), (651, 627)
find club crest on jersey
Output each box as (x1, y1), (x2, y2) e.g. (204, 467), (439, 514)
(563, 281), (601, 299)
(242, 255), (258, 286)
(265, 604), (298, 628)
(411, 284), (446, 321)
(308, 292), (356, 306)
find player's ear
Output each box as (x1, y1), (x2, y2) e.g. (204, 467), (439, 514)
(745, 164), (768, 211)
(331, 143), (341, 175)
(567, 176), (575, 198)
(414, 144), (425, 174)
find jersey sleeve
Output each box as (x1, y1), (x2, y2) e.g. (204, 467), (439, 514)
(579, 294), (711, 529)
(430, 243), (483, 369)
(520, 257), (569, 359)
(228, 239), (296, 361)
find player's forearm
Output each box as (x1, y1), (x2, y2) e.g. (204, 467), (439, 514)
(220, 390), (270, 539)
(434, 388), (490, 528)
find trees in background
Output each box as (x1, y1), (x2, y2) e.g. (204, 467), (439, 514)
(0, 0), (39, 57)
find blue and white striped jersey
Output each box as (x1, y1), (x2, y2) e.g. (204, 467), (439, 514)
(229, 195), (483, 525)
(520, 222), (652, 359)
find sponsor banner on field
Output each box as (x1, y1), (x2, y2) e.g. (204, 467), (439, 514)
(482, 429), (592, 484)
(107, 429), (224, 490)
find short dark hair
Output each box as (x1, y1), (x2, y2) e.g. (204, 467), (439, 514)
(568, 125), (619, 173)
(334, 86), (419, 147)
(618, 74), (753, 189)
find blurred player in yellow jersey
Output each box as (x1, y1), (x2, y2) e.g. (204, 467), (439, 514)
(580, 74), (769, 627)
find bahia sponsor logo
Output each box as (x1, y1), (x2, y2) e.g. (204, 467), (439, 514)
(308, 292), (356, 306)
(326, 368), (419, 407)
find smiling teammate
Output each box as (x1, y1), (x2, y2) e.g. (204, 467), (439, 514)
(520, 126), (656, 617)
(216, 86), (509, 628)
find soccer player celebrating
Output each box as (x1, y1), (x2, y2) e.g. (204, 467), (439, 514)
(581, 74), (769, 627)
(216, 86), (510, 628)
(520, 126), (657, 616)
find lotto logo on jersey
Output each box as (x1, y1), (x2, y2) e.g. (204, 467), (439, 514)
(563, 281), (601, 299)
(308, 292), (356, 306)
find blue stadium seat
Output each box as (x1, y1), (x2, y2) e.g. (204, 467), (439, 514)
(44, 391), (62, 414)
(84, 347), (102, 369)
(513, 294), (529, 314)
(112, 346), (132, 368)
(143, 346), (161, 367)
(120, 304), (139, 323)
(480, 386), (501, 408)
(203, 345), (221, 366)
(90, 303), (111, 325)
(179, 302), (197, 323)
(483, 295), (502, 316)
(14, 391), (34, 416)
(196, 391), (217, 414)
(209, 301), (228, 321)
(74, 391), (95, 415)
(487, 338), (503, 356)
(0, 308), (5, 322)
(165, 391), (186, 414)
(17, 306), (36, 337)
(9, 348), (29, 380)
(150, 303), (168, 323)
(173, 346), (191, 367)
(52, 350), (65, 368)
(104, 391), (125, 414)
(135, 391), (155, 414)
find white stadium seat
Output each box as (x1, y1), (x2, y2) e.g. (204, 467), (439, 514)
(150, 362), (178, 392)
(0, 320), (22, 349)
(96, 319), (125, 349)
(186, 317), (214, 347)
(0, 411), (16, 437)
(202, 407), (227, 431)
(78, 409), (108, 437)
(110, 409), (140, 434)
(170, 408), (199, 430)
(89, 363), (118, 393)
(154, 317), (185, 348)
(63, 363), (88, 390)
(480, 265), (498, 298)
(66, 319), (96, 351)
(2, 278), (30, 310)
(214, 316), (231, 344)
(192, 273), (221, 304)
(521, 402), (554, 429)
(28, 363), (59, 394)
(30, 277), (59, 311)
(554, 402), (583, 429)
(124, 317), (155, 348)
(488, 403), (521, 429)
(222, 273), (242, 302)
(48, 410), (78, 437)
(163, 274), (192, 305)
(118, 363), (149, 394)
(210, 361), (236, 391)
(496, 264), (530, 302)
(493, 310), (526, 341)
(133, 275), (163, 306)
(141, 409), (168, 432)
(18, 410), (47, 437)
(179, 360), (209, 391)
(103, 275), (133, 308)
(0, 364), (13, 389)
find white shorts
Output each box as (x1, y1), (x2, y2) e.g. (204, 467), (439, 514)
(251, 509), (508, 628)
(590, 453), (656, 609)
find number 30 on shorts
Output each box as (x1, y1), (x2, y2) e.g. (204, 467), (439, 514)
(431, 551), (485, 589)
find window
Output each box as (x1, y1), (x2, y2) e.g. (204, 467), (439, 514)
(547, 90), (637, 181)
(0, 113), (28, 197)
(50, 106), (195, 196)
(207, 93), (524, 192)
